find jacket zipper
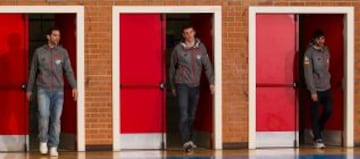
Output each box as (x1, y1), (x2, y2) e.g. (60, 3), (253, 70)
(191, 50), (196, 85)
(50, 49), (54, 90)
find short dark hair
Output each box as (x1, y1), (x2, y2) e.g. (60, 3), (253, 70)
(313, 29), (325, 39)
(182, 25), (195, 33)
(46, 27), (61, 36)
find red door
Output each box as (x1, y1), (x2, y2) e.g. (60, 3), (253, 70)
(0, 14), (28, 151)
(191, 14), (214, 148)
(119, 14), (166, 149)
(55, 14), (77, 150)
(256, 14), (298, 147)
(301, 14), (344, 146)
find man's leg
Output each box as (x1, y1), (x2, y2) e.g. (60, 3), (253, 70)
(37, 89), (50, 154)
(319, 90), (333, 133)
(48, 90), (64, 156)
(310, 93), (321, 140)
(177, 84), (190, 144)
(188, 86), (200, 142)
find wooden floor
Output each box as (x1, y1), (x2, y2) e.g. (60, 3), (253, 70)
(1, 147), (359, 159)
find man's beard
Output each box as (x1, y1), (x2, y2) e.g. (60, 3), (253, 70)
(50, 40), (59, 45)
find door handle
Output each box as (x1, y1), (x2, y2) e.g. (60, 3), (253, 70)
(293, 82), (297, 89)
(160, 81), (166, 90)
(120, 82), (166, 90)
(21, 83), (26, 91)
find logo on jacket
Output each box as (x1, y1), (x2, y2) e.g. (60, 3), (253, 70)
(304, 56), (310, 65)
(196, 55), (201, 60)
(55, 59), (62, 65)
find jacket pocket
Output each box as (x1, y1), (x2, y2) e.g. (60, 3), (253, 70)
(312, 54), (324, 71)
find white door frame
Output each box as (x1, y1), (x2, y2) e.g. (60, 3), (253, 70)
(0, 6), (85, 151)
(112, 6), (222, 151)
(248, 7), (354, 149)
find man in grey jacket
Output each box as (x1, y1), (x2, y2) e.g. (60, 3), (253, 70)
(169, 25), (214, 152)
(304, 30), (332, 149)
(27, 27), (77, 157)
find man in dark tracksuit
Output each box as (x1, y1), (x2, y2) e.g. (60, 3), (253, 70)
(303, 30), (332, 149)
(169, 25), (214, 152)
(26, 27), (77, 157)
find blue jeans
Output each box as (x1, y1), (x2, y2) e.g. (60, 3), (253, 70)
(176, 84), (200, 144)
(37, 88), (64, 148)
(310, 89), (333, 140)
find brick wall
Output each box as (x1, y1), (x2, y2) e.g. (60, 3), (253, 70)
(0, 0), (359, 147)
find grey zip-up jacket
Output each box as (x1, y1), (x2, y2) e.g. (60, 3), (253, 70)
(27, 44), (77, 91)
(303, 44), (331, 94)
(169, 39), (214, 89)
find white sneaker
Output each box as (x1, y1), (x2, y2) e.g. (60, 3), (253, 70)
(49, 147), (58, 157)
(183, 141), (193, 152)
(189, 141), (197, 148)
(39, 142), (48, 155)
(314, 139), (325, 149)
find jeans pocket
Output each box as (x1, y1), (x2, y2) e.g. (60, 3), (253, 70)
(37, 88), (46, 94)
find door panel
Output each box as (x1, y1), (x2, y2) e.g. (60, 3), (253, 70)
(121, 89), (163, 132)
(256, 87), (295, 131)
(119, 14), (165, 149)
(190, 13), (214, 148)
(301, 14), (344, 145)
(55, 13), (77, 150)
(0, 14), (28, 151)
(256, 14), (297, 148)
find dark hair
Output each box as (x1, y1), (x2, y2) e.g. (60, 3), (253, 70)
(313, 29), (325, 40)
(182, 24), (195, 33)
(46, 27), (61, 36)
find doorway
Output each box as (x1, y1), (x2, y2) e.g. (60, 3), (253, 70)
(28, 13), (77, 151)
(0, 6), (85, 152)
(165, 13), (214, 150)
(112, 6), (222, 151)
(117, 13), (213, 150)
(248, 7), (354, 149)
(298, 14), (344, 147)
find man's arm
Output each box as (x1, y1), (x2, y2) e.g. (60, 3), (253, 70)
(169, 48), (177, 90)
(26, 50), (39, 101)
(201, 44), (214, 85)
(304, 50), (318, 101)
(27, 51), (38, 92)
(200, 44), (215, 94)
(63, 50), (77, 89)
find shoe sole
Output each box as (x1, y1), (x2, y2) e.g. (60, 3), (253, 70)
(183, 145), (193, 153)
(40, 151), (48, 155)
(50, 152), (59, 157)
(314, 144), (325, 149)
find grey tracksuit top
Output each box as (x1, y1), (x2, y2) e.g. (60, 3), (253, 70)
(169, 39), (214, 89)
(27, 44), (77, 91)
(303, 44), (331, 94)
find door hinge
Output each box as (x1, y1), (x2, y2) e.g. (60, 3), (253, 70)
(22, 14), (26, 21)
(160, 14), (165, 21)
(160, 141), (165, 150)
(294, 14), (298, 22)
(294, 140), (298, 148)
(24, 143), (27, 152)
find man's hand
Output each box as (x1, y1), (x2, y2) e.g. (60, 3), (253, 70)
(311, 93), (318, 102)
(26, 92), (32, 101)
(210, 84), (215, 95)
(172, 89), (176, 96)
(72, 88), (78, 101)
